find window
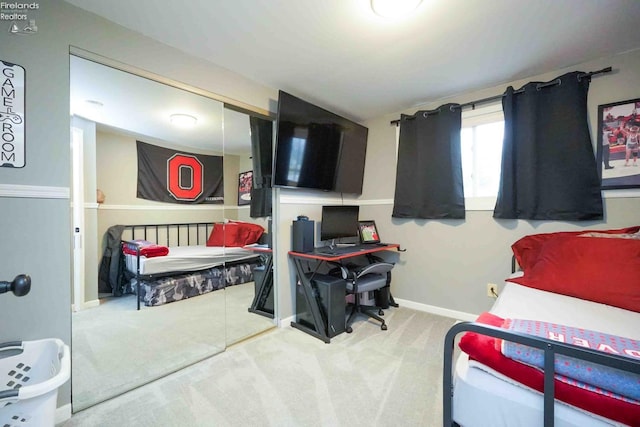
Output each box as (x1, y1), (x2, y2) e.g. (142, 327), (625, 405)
(460, 103), (504, 210)
(392, 102), (504, 210)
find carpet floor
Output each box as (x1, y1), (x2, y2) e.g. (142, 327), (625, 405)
(71, 282), (274, 412)
(65, 306), (457, 426)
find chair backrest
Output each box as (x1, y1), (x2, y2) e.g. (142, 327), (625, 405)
(354, 262), (394, 279)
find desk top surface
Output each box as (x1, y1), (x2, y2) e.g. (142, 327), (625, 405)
(289, 243), (400, 261)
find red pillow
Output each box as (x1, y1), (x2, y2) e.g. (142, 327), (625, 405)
(229, 220), (264, 245)
(459, 312), (640, 426)
(512, 226), (640, 271)
(206, 222), (265, 247)
(206, 223), (240, 247)
(507, 234), (640, 312)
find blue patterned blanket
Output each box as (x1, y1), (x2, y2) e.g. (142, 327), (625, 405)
(501, 319), (640, 402)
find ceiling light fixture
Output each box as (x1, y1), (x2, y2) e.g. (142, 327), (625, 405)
(85, 99), (104, 108)
(371, 0), (422, 19)
(170, 113), (197, 127)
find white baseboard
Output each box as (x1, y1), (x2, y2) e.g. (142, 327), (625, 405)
(71, 299), (100, 312)
(394, 298), (477, 322)
(56, 403), (72, 425)
(278, 315), (295, 328)
(84, 299), (100, 309)
(277, 301), (476, 329)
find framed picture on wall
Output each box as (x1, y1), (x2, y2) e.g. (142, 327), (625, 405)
(358, 220), (380, 244)
(238, 171), (253, 205)
(596, 97), (640, 190)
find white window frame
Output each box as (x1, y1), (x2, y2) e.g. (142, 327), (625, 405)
(461, 102), (504, 211)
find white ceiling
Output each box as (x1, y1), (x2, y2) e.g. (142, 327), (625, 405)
(70, 56), (253, 155)
(65, 0), (640, 123)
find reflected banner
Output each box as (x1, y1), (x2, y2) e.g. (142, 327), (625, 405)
(137, 140), (224, 204)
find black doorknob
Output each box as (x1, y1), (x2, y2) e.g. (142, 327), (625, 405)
(0, 274), (31, 297)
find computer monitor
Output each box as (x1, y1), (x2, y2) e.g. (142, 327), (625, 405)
(320, 205), (360, 242)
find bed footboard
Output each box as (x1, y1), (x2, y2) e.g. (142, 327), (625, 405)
(443, 322), (640, 427)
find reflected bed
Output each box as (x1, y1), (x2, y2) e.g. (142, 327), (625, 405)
(119, 222), (265, 310)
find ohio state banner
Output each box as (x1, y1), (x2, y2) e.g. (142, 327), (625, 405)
(137, 140), (224, 204)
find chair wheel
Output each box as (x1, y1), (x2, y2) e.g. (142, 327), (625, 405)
(346, 326), (353, 333)
(381, 324), (387, 331)
(378, 309), (384, 316)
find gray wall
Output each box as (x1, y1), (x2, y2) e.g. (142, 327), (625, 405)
(274, 49), (640, 322)
(0, 0), (277, 411)
(2, 0), (639, 416)
(358, 50), (640, 318)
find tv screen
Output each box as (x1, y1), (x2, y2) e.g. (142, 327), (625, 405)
(320, 205), (360, 242)
(273, 91), (368, 194)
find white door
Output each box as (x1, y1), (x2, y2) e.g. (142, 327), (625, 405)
(71, 126), (85, 311)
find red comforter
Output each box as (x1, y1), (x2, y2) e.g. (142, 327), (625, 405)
(458, 312), (640, 426)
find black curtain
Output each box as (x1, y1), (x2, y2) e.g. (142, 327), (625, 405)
(249, 116), (273, 218)
(493, 71), (603, 220)
(392, 103), (465, 219)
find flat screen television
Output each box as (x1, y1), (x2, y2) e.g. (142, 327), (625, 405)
(273, 91), (368, 194)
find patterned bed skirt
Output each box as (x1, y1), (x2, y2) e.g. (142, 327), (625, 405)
(130, 261), (260, 307)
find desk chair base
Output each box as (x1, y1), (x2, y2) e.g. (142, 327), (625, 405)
(345, 301), (387, 333)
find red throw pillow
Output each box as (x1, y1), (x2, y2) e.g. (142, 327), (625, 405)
(458, 312), (640, 426)
(206, 223), (240, 247)
(512, 226), (640, 271)
(507, 234), (640, 312)
(206, 222), (265, 247)
(229, 220), (264, 245)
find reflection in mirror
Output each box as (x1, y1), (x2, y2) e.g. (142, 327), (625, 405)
(223, 108), (275, 345)
(69, 54), (275, 412)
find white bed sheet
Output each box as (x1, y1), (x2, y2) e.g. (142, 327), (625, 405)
(452, 279), (640, 427)
(124, 245), (258, 276)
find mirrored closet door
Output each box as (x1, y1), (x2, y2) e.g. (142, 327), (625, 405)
(69, 53), (275, 412)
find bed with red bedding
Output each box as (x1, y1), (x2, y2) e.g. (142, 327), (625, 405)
(120, 221), (266, 310)
(444, 226), (640, 427)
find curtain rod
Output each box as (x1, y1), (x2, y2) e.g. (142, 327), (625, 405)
(390, 66), (612, 126)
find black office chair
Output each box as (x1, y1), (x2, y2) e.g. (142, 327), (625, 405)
(336, 262), (395, 333)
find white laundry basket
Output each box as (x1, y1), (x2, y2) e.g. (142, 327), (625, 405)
(0, 339), (70, 427)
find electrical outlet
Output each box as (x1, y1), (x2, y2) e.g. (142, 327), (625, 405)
(487, 283), (498, 298)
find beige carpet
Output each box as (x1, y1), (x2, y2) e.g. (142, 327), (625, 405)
(71, 283), (274, 412)
(65, 307), (457, 426)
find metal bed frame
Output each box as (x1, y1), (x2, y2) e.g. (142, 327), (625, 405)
(442, 256), (640, 426)
(120, 222), (261, 310)
(443, 321), (640, 426)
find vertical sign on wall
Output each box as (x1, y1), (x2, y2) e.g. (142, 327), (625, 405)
(1, 60), (25, 168)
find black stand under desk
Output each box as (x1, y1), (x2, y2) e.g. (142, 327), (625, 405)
(288, 244), (400, 343)
(245, 246), (275, 319)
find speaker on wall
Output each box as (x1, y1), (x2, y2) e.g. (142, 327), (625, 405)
(292, 218), (314, 253)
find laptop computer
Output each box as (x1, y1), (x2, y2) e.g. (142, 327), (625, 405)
(358, 220), (386, 245)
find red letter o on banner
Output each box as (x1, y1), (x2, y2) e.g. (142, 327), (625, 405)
(167, 154), (204, 201)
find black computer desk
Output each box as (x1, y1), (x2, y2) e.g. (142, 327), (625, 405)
(288, 244), (401, 343)
(244, 245), (274, 319)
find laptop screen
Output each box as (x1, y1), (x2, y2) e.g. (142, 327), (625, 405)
(358, 220), (381, 244)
